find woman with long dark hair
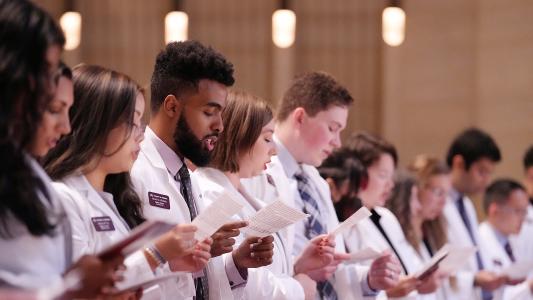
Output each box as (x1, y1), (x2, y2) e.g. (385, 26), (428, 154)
(43, 64), (212, 298)
(0, 1), (121, 297)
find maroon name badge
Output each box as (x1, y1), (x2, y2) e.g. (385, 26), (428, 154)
(91, 216), (115, 232)
(148, 192), (170, 209)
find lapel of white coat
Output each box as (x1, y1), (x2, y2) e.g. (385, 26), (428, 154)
(140, 136), (193, 222)
(266, 156), (297, 258)
(64, 175), (130, 235)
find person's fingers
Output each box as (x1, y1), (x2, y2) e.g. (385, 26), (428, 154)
(111, 272), (125, 282)
(251, 241), (275, 251)
(193, 249), (212, 261)
(258, 235), (275, 244)
(318, 246), (335, 256)
(251, 249), (274, 260)
(213, 229), (240, 240)
(196, 241), (211, 252)
(175, 224), (197, 233)
(216, 238), (236, 248)
(202, 237), (213, 245)
(218, 221), (248, 231)
(333, 252), (351, 261)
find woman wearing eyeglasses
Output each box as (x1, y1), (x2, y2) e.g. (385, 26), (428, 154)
(386, 156), (452, 300)
(43, 64), (212, 299)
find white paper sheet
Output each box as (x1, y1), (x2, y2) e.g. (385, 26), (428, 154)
(192, 192), (245, 241)
(347, 245), (385, 262)
(438, 245), (477, 274)
(242, 200), (309, 238)
(500, 260), (533, 279)
(329, 206), (372, 236)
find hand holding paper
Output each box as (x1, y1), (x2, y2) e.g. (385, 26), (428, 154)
(500, 260), (533, 280)
(192, 191), (245, 241)
(329, 207), (371, 236)
(294, 235), (336, 275)
(154, 224), (198, 262)
(242, 200), (308, 238)
(210, 220), (248, 257)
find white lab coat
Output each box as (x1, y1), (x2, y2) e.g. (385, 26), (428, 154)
(510, 205), (533, 266)
(0, 155), (71, 289)
(478, 222), (533, 300)
(130, 128), (237, 300)
(52, 174), (160, 299)
(344, 207), (436, 300)
(242, 153), (373, 300)
(442, 193), (488, 300)
(195, 167), (306, 300)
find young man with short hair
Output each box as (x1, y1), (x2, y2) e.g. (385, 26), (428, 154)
(131, 41), (274, 299)
(244, 72), (402, 299)
(478, 179), (532, 299)
(443, 128), (507, 299)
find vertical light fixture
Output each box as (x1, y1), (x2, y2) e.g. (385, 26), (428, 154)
(272, 0), (296, 48)
(165, 0), (188, 44)
(59, 0), (81, 50)
(382, 0), (406, 47)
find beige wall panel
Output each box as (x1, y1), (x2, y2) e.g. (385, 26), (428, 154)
(293, 0), (383, 136)
(478, 0), (533, 179)
(188, 0), (274, 102)
(382, 0), (478, 167)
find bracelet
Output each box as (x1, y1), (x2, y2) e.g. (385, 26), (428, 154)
(145, 245), (167, 266)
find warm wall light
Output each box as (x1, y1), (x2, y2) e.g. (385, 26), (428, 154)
(382, 6), (405, 47)
(165, 11), (188, 44)
(60, 11), (81, 50)
(272, 9), (296, 48)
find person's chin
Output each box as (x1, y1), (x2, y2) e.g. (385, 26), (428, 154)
(34, 146), (51, 158)
(309, 154), (325, 167)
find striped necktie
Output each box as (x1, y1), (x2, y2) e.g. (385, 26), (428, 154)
(294, 170), (338, 300)
(175, 164), (209, 300)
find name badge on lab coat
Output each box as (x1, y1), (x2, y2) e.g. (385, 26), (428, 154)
(91, 216), (115, 232)
(148, 192), (170, 209)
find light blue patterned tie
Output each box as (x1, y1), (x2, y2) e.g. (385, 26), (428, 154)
(294, 171), (337, 300)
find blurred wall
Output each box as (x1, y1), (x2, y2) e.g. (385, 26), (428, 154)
(34, 0), (533, 183)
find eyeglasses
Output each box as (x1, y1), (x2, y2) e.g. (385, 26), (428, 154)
(499, 206), (528, 217)
(131, 122), (146, 138)
(424, 185), (447, 198)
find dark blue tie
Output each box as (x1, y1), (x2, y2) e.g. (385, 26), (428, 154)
(455, 194), (492, 300)
(504, 242), (516, 263)
(294, 171), (337, 300)
(175, 164), (209, 300)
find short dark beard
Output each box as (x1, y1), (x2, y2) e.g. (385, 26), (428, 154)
(173, 112), (214, 167)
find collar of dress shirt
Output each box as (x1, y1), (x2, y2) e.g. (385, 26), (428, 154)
(144, 126), (183, 176)
(273, 134), (300, 179)
(487, 222), (509, 247)
(449, 187), (462, 203)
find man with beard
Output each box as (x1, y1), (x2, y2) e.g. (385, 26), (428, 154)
(131, 40), (274, 299)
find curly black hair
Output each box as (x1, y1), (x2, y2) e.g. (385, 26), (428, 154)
(150, 40), (235, 113)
